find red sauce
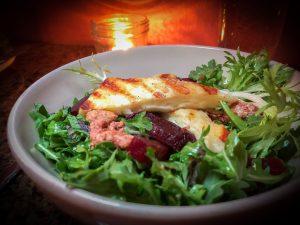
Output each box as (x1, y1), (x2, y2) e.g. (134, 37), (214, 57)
(92, 91), (101, 97)
(160, 73), (173, 78)
(161, 76), (190, 95)
(153, 91), (165, 99)
(220, 126), (230, 142)
(125, 78), (140, 83)
(101, 78), (120, 92)
(198, 84), (218, 95)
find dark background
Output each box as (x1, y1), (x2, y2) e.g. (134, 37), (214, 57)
(1, 0), (300, 69)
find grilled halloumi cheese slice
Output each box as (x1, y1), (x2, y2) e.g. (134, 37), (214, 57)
(166, 109), (229, 153)
(79, 74), (236, 115)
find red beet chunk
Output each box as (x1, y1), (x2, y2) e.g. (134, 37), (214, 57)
(262, 156), (286, 175)
(127, 136), (170, 163)
(146, 112), (196, 150)
(71, 96), (89, 116)
(247, 156), (286, 176)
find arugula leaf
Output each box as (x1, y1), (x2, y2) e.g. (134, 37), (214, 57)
(148, 149), (206, 205)
(222, 179), (249, 200)
(188, 49), (269, 91)
(290, 128), (300, 157)
(65, 150), (162, 204)
(29, 103), (50, 137)
(66, 114), (82, 130)
(262, 65), (299, 113)
(245, 158), (290, 185)
(239, 116), (293, 158)
(30, 104), (90, 163)
(203, 171), (228, 203)
(120, 112), (153, 136)
(238, 64), (299, 158)
(225, 131), (248, 178)
(31, 104), (163, 205)
(89, 142), (116, 169)
(202, 172), (249, 203)
(244, 115), (263, 128)
(220, 101), (247, 130)
(169, 139), (205, 186)
(224, 49), (269, 91)
(170, 139), (203, 164)
(203, 130), (247, 179)
(273, 64), (294, 87)
(110, 157), (160, 203)
(189, 59), (224, 88)
(35, 140), (60, 162)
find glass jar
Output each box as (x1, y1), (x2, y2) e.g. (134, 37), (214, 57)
(91, 13), (149, 52)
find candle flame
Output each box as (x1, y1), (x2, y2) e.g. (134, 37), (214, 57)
(110, 17), (134, 50)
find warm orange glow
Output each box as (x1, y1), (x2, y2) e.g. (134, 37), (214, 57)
(107, 17), (134, 50)
(91, 14), (148, 52)
(34, 1), (222, 48)
(220, 8), (226, 42)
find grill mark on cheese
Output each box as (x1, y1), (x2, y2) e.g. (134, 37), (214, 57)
(187, 110), (196, 121)
(101, 78), (136, 99)
(219, 126), (230, 142)
(198, 84), (218, 95)
(125, 78), (140, 83)
(120, 77), (157, 99)
(141, 81), (155, 94)
(122, 78), (154, 100)
(160, 73), (174, 79)
(102, 78), (120, 92)
(153, 91), (165, 99)
(127, 78), (156, 95)
(160, 74), (190, 95)
(92, 91), (101, 97)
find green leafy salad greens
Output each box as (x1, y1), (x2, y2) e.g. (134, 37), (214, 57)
(30, 49), (300, 205)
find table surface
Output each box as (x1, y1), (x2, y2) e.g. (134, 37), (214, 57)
(0, 43), (299, 225)
(0, 43), (94, 225)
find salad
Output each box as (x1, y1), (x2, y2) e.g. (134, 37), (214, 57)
(30, 49), (300, 206)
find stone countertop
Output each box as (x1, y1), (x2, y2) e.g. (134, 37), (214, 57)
(0, 43), (299, 225)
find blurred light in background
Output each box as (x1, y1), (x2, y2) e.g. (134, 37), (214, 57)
(0, 0), (299, 69)
(91, 13), (149, 52)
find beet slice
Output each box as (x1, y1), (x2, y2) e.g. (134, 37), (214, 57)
(127, 136), (170, 163)
(262, 156), (286, 175)
(146, 112), (196, 150)
(247, 156), (287, 176)
(71, 96), (89, 116)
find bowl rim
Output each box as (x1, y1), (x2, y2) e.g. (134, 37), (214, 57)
(7, 44), (300, 220)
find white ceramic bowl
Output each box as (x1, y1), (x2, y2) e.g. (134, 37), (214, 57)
(7, 45), (300, 225)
